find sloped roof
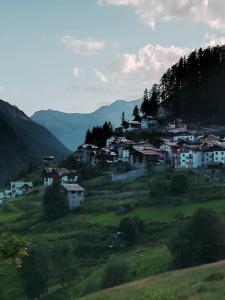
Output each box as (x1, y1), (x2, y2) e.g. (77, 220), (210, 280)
(43, 168), (77, 176)
(11, 182), (33, 188)
(62, 184), (85, 192)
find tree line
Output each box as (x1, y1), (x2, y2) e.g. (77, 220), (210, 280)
(84, 121), (113, 147)
(140, 45), (225, 122)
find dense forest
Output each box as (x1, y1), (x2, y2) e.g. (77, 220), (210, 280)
(142, 45), (225, 123)
(85, 121), (113, 147)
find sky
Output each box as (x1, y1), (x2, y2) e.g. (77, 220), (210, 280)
(1, 0), (225, 116)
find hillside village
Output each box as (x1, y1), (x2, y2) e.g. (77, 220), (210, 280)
(77, 115), (225, 179)
(0, 158), (85, 209)
(2, 112), (225, 207)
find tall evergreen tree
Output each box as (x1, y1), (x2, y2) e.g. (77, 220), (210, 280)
(148, 84), (160, 117)
(85, 129), (92, 144)
(140, 45), (225, 122)
(43, 181), (69, 221)
(84, 122), (113, 148)
(132, 105), (141, 122)
(140, 89), (149, 114)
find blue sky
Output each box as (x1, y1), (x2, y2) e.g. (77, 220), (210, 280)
(0, 0), (225, 115)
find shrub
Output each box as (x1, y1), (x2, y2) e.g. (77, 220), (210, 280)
(168, 208), (225, 268)
(150, 178), (170, 197)
(101, 256), (129, 288)
(83, 277), (101, 295)
(204, 272), (225, 282)
(119, 216), (145, 246)
(169, 174), (189, 195)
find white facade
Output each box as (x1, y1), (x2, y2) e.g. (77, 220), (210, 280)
(204, 150), (225, 165)
(0, 192), (5, 204)
(141, 119), (149, 129)
(173, 134), (195, 142)
(44, 177), (54, 186)
(175, 149), (203, 169)
(62, 184), (85, 209)
(126, 121), (141, 132)
(167, 123), (187, 134)
(122, 149), (130, 162)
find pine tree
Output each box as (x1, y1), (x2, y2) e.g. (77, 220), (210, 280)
(85, 129), (92, 144)
(132, 105), (141, 122)
(140, 89), (149, 114)
(43, 181), (69, 221)
(148, 84), (159, 117)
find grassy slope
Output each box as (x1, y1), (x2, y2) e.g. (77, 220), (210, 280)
(81, 260), (225, 300)
(1, 172), (225, 299)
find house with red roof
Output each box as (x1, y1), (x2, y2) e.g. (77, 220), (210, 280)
(42, 168), (78, 186)
(130, 143), (165, 169)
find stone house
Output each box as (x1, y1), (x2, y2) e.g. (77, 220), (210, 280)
(62, 183), (85, 209)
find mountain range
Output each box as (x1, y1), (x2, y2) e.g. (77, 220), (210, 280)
(32, 99), (141, 150)
(0, 100), (70, 186)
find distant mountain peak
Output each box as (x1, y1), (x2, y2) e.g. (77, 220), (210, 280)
(32, 98), (142, 150)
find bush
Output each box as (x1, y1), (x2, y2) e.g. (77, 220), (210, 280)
(119, 216), (145, 246)
(204, 272), (225, 282)
(168, 208), (225, 268)
(101, 256), (129, 288)
(169, 174), (189, 195)
(150, 178), (170, 197)
(82, 277), (101, 296)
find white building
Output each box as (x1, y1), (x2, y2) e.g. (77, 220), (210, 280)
(203, 146), (225, 165)
(126, 121), (141, 132)
(0, 192), (5, 204)
(10, 182), (33, 198)
(175, 148), (203, 169)
(141, 116), (158, 129)
(167, 121), (187, 134)
(62, 184), (85, 209)
(42, 168), (78, 187)
(173, 132), (203, 142)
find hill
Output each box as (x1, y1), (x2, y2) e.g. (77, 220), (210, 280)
(32, 99), (141, 150)
(150, 45), (225, 123)
(0, 99), (70, 186)
(81, 260), (225, 300)
(141, 46), (225, 125)
(2, 170), (225, 299)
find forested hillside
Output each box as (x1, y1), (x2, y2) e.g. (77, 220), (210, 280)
(0, 100), (70, 186)
(143, 45), (225, 123)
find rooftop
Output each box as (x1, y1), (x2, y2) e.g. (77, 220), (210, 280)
(62, 184), (85, 192)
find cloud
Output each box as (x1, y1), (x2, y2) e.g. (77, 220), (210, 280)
(73, 67), (82, 77)
(96, 44), (188, 85)
(95, 70), (109, 83)
(61, 35), (106, 55)
(93, 43), (189, 101)
(0, 86), (4, 92)
(203, 33), (225, 47)
(98, 0), (225, 31)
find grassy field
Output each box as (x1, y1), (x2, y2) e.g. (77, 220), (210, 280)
(80, 260), (225, 300)
(1, 171), (225, 299)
